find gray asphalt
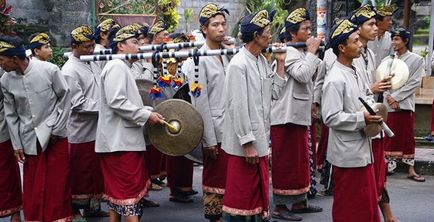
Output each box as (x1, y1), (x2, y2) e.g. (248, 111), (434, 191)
(2, 166), (433, 222)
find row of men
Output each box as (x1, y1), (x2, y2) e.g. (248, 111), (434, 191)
(0, 2), (424, 222)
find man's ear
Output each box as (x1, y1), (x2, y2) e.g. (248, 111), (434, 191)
(101, 32), (108, 40)
(338, 44), (346, 55)
(117, 42), (124, 52)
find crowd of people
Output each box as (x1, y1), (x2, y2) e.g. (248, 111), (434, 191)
(0, 2), (425, 222)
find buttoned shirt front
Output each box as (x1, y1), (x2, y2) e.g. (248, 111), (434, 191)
(96, 59), (152, 153)
(222, 47), (287, 158)
(1, 59), (70, 155)
(62, 55), (101, 143)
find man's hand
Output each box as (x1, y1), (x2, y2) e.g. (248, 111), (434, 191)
(363, 111), (383, 125)
(15, 149), (25, 163)
(386, 95), (400, 110)
(371, 76), (392, 94)
(243, 142), (259, 164)
(306, 37), (322, 55)
(148, 112), (165, 125)
(203, 145), (219, 160)
(273, 43), (287, 62)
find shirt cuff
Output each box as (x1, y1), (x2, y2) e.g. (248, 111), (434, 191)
(356, 111), (367, 130)
(274, 74), (287, 87)
(238, 132), (256, 146)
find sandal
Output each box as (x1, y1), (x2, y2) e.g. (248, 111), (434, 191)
(407, 174), (425, 182)
(291, 205), (323, 214)
(169, 194), (193, 203)
(272, 210), (302, 221)
(180, 189), (199, 196)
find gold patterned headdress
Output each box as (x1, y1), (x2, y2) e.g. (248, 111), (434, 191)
(0, 40), (14, 53)
(71, 26), (94, 44)
(149, 21), (168, 35)
(113, 24), (139, 42)
(328, 19), (359, 50)
(30, 33), (50, 45)
(285, 8), (310, 28)
(350, 5), (377, 25)
(97, 19), (120, 32)
(199, 3), (229, 25)
(377, 5), (393, 17)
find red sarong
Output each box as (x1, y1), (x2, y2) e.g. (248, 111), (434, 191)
(0, 140), (22, 217)
(332, 164), (380, 222)
(316, 122), (329, 169)
(222, 155), (269, 217)
(166, 155), (193, 193)
(70, 141), (104, 201)
(384, 111), (415, 159)
(202, 145), (228, 194)
(99, 151), (149, 206)
(431, 99), (434, 132)
(271, 124), (310, 195)
(23, 138), (72, 222)
(372, 138), (386, 201)
(146, 145), (166, 179)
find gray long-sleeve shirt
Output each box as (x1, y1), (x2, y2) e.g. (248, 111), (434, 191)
(95, 59), (152, 153)
(0, 70), (9, 143)
(62, 55), (101, 143)
(271, 47), (321, 126)
(1, 59), (70, 155)
(189, 43), (229, 147)
(321, 61), (375, 168)
(367, 31), (394, 68)
(384, 51), (423, 112)
(222, 47), (287, 158)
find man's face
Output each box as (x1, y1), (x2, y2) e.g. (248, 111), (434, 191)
(154, 30), (170, 44)
(293, 20), (312, 42)
(138, 34), (151, 46)
(377, 16), (392, 31)
(35, 43), (53, 61)
(0, 55), (18, 72)
(255, 25), (271, 49)
(73, 40), (95, 56)
(359, 18), (378, 41)
(118, 37), (139, 54)
(202, 14), (227, 43)
(340, 31), (363, 59)
(392, 36), (407, 52)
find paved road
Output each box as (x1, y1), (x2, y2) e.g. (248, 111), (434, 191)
(2, 166), (433, 222)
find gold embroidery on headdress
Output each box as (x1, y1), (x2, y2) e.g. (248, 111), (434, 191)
(0, 41), (15, 53)
(286, 8), (307, 24)
(98, 19), (119, 32)
(200, 4), (220, 19)
(30, 33), (50, 44)
(331, 19), (357, 39)
(150, 21), (166, 35)
(113, 24), (138, 42)
(71, 26), (93, 42)
(251, 10), (270, 28)
(377, 5), (393, 17)
(352, 5), (376, 20)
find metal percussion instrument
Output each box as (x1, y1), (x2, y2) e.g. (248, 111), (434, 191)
(376, 57), (409, 90)
(361, 103), (389, 137)
(145, 99), (204, 156)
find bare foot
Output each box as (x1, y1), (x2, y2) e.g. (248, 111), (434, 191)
(10, 212), (21, 222)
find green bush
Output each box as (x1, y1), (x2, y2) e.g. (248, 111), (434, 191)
(49, 47), (66, 68)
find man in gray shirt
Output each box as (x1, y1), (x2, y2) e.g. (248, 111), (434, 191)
(62, 25), (106, 219)
(221, 10), (287, 221)
(321, 19), (382, 222)
(95, 24), (164, 222)
(0, 35), (71, 222)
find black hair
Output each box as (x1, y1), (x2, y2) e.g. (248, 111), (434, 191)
(286, 23), (301, 41)
(240, 28), (265, 44)
(375, 14), (386, 22)
(332, 38), (350, 57)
